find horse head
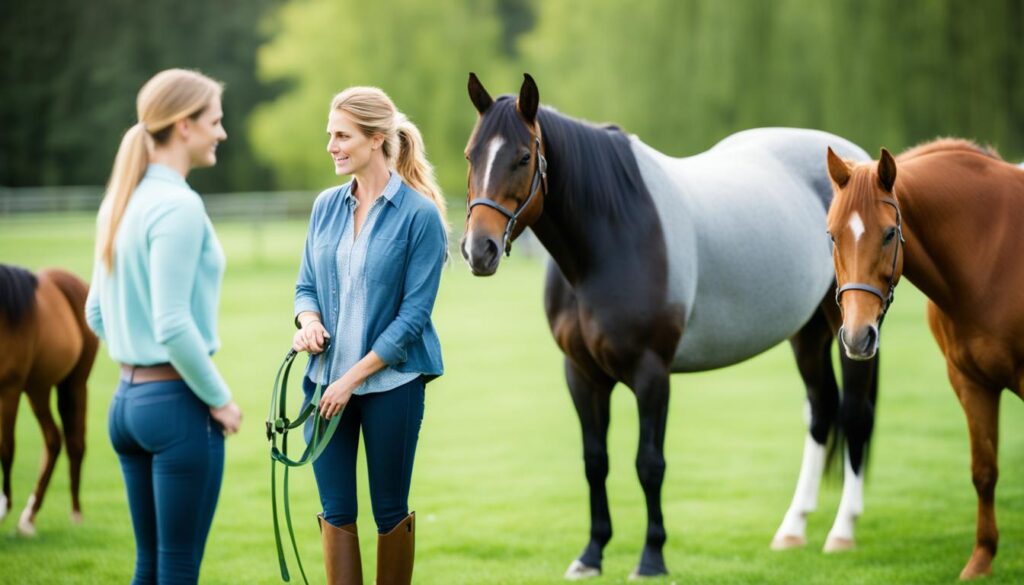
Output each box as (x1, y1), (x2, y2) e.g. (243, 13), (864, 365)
(826, 147), (905, 360)
(460, 73), (547, 276)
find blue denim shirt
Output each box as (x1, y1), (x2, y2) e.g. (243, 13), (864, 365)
(294, 178), (447, 383)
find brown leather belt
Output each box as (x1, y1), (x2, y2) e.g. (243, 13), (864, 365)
(120, 363), (181, 384)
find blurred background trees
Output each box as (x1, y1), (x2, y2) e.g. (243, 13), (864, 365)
(3, 0), (1023, 197)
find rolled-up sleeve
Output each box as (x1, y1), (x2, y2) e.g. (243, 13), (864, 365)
(149, 198), (231, 408)
(371, 209), (447, 365)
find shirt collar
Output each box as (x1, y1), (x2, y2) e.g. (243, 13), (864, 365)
(144, 163), (190, 188)
(345, 172), (404, 207)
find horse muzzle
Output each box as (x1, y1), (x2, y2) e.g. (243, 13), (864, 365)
(838, 324), (879, 361)
(460, 232), (503, 276)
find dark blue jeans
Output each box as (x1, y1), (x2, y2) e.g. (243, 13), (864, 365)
(108, 379), (224, 585)
(303, 376), (425, 533)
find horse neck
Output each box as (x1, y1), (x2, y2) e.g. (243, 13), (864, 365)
(528, 124), (652, 289)
(897, 163), (1019, 312)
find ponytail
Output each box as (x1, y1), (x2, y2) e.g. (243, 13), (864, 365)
(395, 114), (448, 232)
(96, 68), (222, 272)
(98, 123), (150, 271)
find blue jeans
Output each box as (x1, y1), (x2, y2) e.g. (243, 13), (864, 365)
(304, 376), (425, 533)
(108, 379), (224, 585)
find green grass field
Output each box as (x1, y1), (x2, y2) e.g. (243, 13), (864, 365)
(0, 213), (1021, 584)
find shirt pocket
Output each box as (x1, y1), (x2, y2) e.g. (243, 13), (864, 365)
(367, 237), (408, 286)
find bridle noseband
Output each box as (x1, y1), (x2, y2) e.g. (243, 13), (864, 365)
(834, 196), (905, 319)
(466, 135), (547, 256)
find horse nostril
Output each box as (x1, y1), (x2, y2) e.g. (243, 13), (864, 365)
(864, 325), (879, 353)
(483, 237), (500, 267)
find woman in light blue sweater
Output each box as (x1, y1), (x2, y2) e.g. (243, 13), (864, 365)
(85, 69), (242, 585)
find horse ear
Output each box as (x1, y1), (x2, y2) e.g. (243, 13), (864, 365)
(877, 148), (897, 192)
(468, 72), (493, 114)
(517, 73), (539, 124)
(827, 147), (851, 188)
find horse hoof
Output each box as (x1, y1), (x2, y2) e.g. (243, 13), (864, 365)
(70, 510), (83, 525)
(564, 559), (601, 580)
(629, 567), (669, 580)
(771, 534), (806, 550)
(823, 536), (855, 553)
(16, 516), (36, 537)
(959, 549), (994, 580)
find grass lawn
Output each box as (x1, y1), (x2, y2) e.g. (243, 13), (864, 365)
(0, 212), (1021, 584)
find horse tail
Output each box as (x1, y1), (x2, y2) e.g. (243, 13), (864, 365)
(0, 263), (39, 329)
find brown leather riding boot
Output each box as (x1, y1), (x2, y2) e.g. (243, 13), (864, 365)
(375, 512), (414, 585)
(319, 514), (363, 585)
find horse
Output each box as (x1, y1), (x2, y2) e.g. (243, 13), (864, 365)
(825, 140), (1024, 580)
(460, 73), (879, 579)
(0, 263), (97, 536)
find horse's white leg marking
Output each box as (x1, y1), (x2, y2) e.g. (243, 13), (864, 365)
(564, 559), (601, 580)
(824, 449), (863, 552)
(0, 493), (7, 522)
(17, 494), (36, 536)
(849, 212), (865, 243)
(772, 421), (826, 550)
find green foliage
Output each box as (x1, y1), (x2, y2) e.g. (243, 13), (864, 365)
(0, 0), (281, 192)
(249, 0), (514, 193)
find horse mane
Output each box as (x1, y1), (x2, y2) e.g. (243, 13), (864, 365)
(530, 101), (649, 224)
(0, 263), (38, 327)
(898, 138), (1002, 162)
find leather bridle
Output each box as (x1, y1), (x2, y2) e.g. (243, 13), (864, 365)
(466, 134), (547, 256)
(834, 196), (905, 320)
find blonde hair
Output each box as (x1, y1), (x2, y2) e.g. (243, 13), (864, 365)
(98, 69), (223, 270)
(330, 87), (447, 228)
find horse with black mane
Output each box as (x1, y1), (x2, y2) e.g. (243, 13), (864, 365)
(460, 73), (878, 579)
(0, 263), (96, 535)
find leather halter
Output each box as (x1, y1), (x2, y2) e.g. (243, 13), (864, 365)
(466, 135), (548, 256)
(834, 196), (905, 318)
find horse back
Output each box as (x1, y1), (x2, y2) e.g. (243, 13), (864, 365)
(630, 129), (869, 370)
(27, 270), (94, 391)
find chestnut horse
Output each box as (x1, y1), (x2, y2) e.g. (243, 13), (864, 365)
(0, 264), (96, 535)
(461, 74), (879, 579)
(825, 140), (1024, 579)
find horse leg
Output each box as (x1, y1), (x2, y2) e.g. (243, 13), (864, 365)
(772, 307), (839, 549)
(823, 351), (878, 552)
(18, 384), (62, 536)
(948, 366), (1001, 579)
(563, 356), (615, 580)
(57, 374), (88, 523)
(629, 350), (671, 578)
(0, 389), (20, 523)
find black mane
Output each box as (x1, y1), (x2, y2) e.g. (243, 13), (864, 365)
(0, 263), (38, 327)
(483, 96), (651, 226)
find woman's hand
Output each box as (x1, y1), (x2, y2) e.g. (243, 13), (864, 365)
(293, 319), (330, 354)
(319, 379), (354, 420)
(210, 400), (243, 435)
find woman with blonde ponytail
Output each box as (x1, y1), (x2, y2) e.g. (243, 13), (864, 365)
(292, 87), (447, 584)
(84, 69), (242, 585)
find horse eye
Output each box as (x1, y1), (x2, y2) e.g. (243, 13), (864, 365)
(519, 153), (531, 166)
(883, 228), (896, 245)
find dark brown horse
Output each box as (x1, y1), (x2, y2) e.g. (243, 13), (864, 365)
(0, 264), (96, 535)
(826, 140), (1024, 579)
(461, 73), (880, 579)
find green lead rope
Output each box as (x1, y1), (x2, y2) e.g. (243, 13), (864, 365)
(267, 345), (342, 584)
